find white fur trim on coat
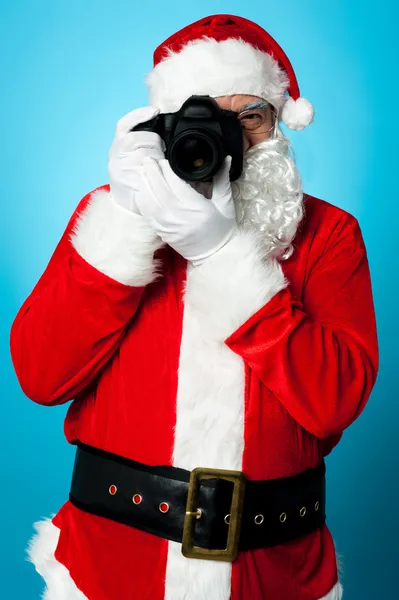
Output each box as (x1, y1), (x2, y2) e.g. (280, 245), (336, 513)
(164, 230), (288, 600)
(146, 37), (290, 114)
(27, 517), (88, 600)
(69, 189), (164, 287)
(320, 582), (344, 600)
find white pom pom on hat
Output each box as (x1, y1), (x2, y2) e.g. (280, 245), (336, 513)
(281, 97), (315, 131)
(146, 14), (315, 131)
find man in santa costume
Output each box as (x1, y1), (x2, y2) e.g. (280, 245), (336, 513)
(10, 14), (378, 600)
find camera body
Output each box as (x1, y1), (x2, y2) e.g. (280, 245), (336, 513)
(131, 95), (244, 183)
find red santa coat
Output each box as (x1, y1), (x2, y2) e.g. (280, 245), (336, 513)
(10, 184), (379, 600)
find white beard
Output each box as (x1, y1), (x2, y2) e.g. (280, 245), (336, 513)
(232, 136), (304, 260)
(190, 134), (304, 261)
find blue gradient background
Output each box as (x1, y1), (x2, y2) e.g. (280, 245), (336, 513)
(1, 1), (397, 598)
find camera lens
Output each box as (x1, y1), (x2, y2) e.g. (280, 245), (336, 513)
(179, 137), (212, 171)
(168, 130), (221, 182)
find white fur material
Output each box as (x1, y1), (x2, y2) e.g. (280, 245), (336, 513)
(26, 518), (88, 600)
(281, 96), (315, 130)
(320, 582), (344, 600)
(146, 37), (290, 114)
(69, 188), (164, 287)
(164, 230), (288, 600)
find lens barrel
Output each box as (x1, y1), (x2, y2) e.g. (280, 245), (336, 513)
(168, 128), (223, 182)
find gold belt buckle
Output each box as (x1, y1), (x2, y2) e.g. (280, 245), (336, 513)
(182, 467), (246, 562)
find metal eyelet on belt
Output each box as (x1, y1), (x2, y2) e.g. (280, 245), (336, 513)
(279, 512), (287, 523)
(224, 514), (230, 524)
(254, 514), (264, 525)
(159, 502), (170, 513)
(300, 506), (307, 517)
(132, 494), (142, 505)
(315, 501), (320, 511)
(109, 484), (117, 495)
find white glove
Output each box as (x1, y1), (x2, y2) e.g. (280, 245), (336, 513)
(135, 155), (238, 265)
(108, 107), (165, 214)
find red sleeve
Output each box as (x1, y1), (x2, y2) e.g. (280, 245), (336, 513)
(225, 213), (379, 439)
(10, 185), (164, 406)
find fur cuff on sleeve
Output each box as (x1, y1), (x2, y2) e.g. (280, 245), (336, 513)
(69, 189), (164, 287)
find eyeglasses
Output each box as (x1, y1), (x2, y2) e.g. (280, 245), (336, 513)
(236, 103), (277, 134)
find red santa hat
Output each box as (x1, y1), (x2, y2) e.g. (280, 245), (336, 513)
(145, 14), (314, 131)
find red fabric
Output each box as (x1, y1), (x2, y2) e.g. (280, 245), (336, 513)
(9, 185), (147, 406)
(10, 189), (379, 600)
(226, 212), (378, 439)
(153, 14), (301, 101)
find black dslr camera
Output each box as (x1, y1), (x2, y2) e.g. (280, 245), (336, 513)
(131, 95), (244, 183)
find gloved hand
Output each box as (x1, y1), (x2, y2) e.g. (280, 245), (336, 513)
(108, 107), (165, 214)
(135, 155), (238, 265)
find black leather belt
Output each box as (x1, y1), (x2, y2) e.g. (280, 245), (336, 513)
(69, 442), (326, 562)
